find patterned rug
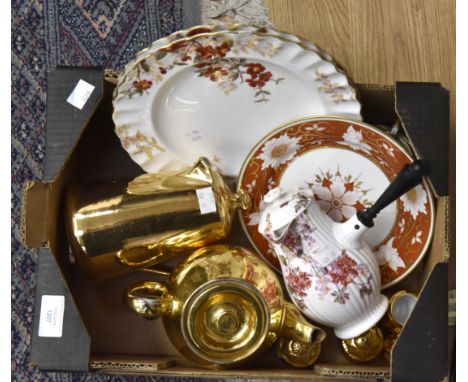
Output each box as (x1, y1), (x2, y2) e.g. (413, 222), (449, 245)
(11, 1), (207, 381)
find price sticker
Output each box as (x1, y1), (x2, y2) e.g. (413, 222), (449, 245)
(38, 295), (65, 338)
(196, 187), (217, 215)
(66, 79), (95, 110)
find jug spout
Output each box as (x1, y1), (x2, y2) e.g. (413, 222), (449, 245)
(280, 302), (326, 345)
(127, 157), (214, 195)
(333, 214), (369, 250)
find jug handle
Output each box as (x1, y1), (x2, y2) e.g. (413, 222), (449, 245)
(126, 281), (181, 319)
(141, 267), (171, 277)
(115, 245), (168, 269)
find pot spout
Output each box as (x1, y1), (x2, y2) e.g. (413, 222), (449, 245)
(333, 214), (369, 250)
(280, 302), (327, 344)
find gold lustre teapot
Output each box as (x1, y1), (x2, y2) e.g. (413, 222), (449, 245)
(126, 245), (326, 369)
(65, 158), (250, 280)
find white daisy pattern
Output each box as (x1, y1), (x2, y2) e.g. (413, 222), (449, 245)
(312, 180), (360, 222)
(375, 238), (405, 272)
(258, 133), (301, 170)
(400, 185), (428, 220)
(339, 126), (373, 154)
(308, 168), (372, 223)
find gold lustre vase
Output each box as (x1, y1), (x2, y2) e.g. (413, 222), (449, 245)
(126, 245), (326, 369)
(65, 158), (250, 280)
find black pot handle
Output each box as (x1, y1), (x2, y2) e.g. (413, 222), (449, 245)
(357, 160), (429, 228)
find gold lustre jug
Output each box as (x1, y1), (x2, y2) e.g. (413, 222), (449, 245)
(126, 245), (326, 369)
(65, 158), (250, 280)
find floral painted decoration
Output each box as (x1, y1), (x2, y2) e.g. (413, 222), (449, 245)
(374, 238), (405, 272)
(315, 70), (357, 103)
(400, 184), (428, 219)
(115, 125), (165, 159)
(119, 35), (285, 103)
(339, 125), (373, 154)
(308, 168), (373, 222)
(204, 249), (283, 311)
(239, 118), (434, 289)
(258, 133), (301, 169)
(273, 214), (374, 307)
(113, 31), (362, 175)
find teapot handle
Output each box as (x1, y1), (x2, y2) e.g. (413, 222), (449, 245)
(126, 281), (181, 319)
(115, 245), (176, 276)
(357, 160), (429, 228)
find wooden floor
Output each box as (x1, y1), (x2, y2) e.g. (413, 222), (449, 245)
(264, 0), (456, 286)
(264, 0), (455, 132)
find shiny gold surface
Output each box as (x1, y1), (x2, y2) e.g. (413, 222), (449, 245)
(182, 279), (270, 365)
(126, 245), (326, 369)
(341, 326), (384, 362)
(65, 158), (250, 280)
(127, 281), (182, 319)
(383, 332), (399, 362)
(380, 290), (418, 334)
(276, 337), (322, 368)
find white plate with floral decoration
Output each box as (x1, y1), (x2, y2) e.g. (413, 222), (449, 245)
(238, 117), (434, 289)
(113, 31), (361, 176)
(127, 24), (336, 71)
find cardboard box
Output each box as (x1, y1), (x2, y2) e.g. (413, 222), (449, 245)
(23, 67), (452, 381)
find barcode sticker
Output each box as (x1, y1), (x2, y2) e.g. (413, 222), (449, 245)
(66, 79), (95, 110)
(38, 295), (65, 338)
(196, 187), (217, 215)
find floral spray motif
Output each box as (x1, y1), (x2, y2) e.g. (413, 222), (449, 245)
(258, 187), (388, 339)
(122, 36), (285, 102)
(308, 167), (373, 222)
(279, 214), (373, 307)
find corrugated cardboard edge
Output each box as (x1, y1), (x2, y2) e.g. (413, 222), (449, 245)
(443, 197), (451, 261)
(104, 68), (120, 84)
(448, 289), (455, 326)
(314, 365), (390, 380)
(356, 83), (394, 91)
(89, 363), (382, 381)
(90, 357), (176, 373)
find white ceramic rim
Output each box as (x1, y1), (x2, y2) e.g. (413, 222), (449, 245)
(113, 29), (362, 175)
(122, 23), (343, 83)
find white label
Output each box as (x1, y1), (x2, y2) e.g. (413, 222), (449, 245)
(38, 295), (65, 338)
(196, 187), (217, 215)
(66, 79), (95, 110)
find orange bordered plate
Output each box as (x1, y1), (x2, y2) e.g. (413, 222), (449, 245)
(238, 117), (434, 289)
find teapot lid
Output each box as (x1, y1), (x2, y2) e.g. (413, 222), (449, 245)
(181, 278), (270, 365)
(258, 187), (314, 241)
